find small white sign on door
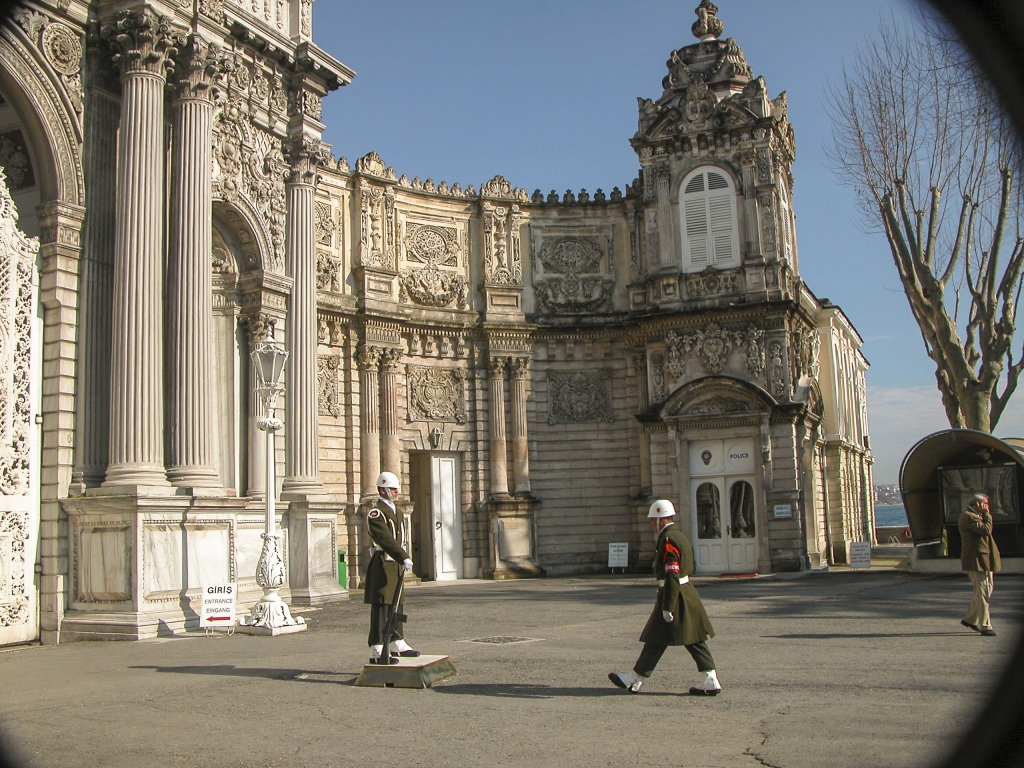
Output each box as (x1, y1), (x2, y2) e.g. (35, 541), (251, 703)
(773, 504), (792, 519)
(200, 583), (236, 628)
(849, 542), (872, 569)
(608, 542), (629, 568)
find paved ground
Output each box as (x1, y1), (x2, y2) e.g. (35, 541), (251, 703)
(0, 568), (1021, 768)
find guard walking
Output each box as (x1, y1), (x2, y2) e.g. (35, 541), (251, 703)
(365, 471), (420, 663)
(609, 499), (722, 695)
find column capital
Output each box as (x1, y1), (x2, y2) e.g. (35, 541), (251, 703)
(284, 136), (332, 185)
(101, 8), (186, 79)
(239, 312), (277, 344)
(509, 356), (530, 379)
(357, 343), (383, 370)
(380, 347), (403, 371)
(172, 35), (228, 102)
(488, 355), (509, 375)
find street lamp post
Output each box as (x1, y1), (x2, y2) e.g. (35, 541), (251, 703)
(240, 341), (305, 633)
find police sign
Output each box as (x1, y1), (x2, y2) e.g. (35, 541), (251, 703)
(200, 583), (236, 628)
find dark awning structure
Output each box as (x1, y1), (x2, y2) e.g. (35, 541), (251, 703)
(899, 429), (1024, 545)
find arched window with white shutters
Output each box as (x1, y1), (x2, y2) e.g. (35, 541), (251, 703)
(678, 167), (740, 273)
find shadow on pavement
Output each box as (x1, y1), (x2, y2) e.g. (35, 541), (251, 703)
(430, 683), (678, 698)
(128, 664), (358, 682)
(762, 632), (971, 639)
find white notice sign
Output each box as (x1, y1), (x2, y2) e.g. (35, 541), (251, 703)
(608, 543), (629, 569)
(200, 583), (236, 628)
(849, 542), (871, 569)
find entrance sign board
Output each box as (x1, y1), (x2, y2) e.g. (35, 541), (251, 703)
(200, 583), (236, 628)
(773, 504), (792, 519)
(608, 542), (629, 568)
(849, 542), (871, 569)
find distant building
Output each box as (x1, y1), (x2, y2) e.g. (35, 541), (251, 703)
(0, 0), (872, 645)
(875, 485), (902, 506)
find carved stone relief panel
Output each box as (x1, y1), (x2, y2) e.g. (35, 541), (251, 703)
(665, 323), (766, 379)
(13, 10), (83, 115)
(483, 202), (522, 285)
(314, 200), (333, 247)
(531, 225), (615, 314)
(547, 369), (615, 424)
(316, 250), (341, 292)
(397, 217), (468, 309)
(317, 355), (340, 417)
(358, 180), (396, 270)
(0, 510), (29, 626)
(769, 340), (786, 397)
(684, 266), (742, 299)
(407, 365), (466, 423)
(791, 325), (821, 381)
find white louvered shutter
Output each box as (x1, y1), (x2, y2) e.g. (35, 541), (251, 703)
(684, 198), (710, 268)
(680, 169), (738, 271)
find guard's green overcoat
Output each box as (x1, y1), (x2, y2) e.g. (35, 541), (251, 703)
(363, 499), (410, 605)
(639, 523), (715, 646)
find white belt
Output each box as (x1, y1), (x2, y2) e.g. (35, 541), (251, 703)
(657, 576), (688, 587)
(369, 545), (394, 562)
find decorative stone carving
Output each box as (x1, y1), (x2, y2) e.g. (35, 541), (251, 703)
(41, 22), (82, 74)
(756, 148), (772, 184)
(665, 323), (742, 376)
(173, 35), (225, 101)
(534, 236), (614, 314)
(651, 353), (666, 401)
(314, 200), (332, 245)
(745, 325), (765, 378)
(356, 151), (396, 180)
(0, 131), (35, 191)
(317, 355), (340, 417)
(399, 268), (468, 309)
(406, 224), (458, 266)
(245, 141), (289, 271)
(685, 396), (749, 416)
(769, 341), (786, 397)
(357, 343), (383, 370)
(480, 174), (529, 201)
(691, 0), (725, 40)
(316, 250), (341, 292)
(792, 325), (821, 380)
(685, 266), (741, 298)
(483, 203), (522, 285)
(626, 202), (643, 282)
(358, 181), (396, 270)
(548, 370), (614, 424)
(0, 510), (29, 626)
(291, 89), (322, 121)
(284, 136), (331, 184)
(407, 365), (467, 423)
(0, 170), (38, 496)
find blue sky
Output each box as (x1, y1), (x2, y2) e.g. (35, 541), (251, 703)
(313, 0), (1024, 484)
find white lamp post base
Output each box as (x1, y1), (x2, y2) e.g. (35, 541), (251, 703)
(237, 532), (307, 635)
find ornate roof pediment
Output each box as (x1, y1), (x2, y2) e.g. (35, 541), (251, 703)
(660, 375), (775, 420)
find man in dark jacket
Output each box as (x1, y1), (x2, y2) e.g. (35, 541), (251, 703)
(959, 492), (1001, 637)
(365, 471), (420, 663)
(609, 499), (721, 695)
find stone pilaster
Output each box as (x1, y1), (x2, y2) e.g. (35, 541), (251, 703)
(632, 350), (653, 496)
(281, 137), (330, 497)
(509, 356), (531, 495)
(358, 344), (382, 497)
(101, 9), (184, 487)
(379, 347), (402, 477)
(240, 313), (278, 499)
(166, 35), (223, 489)
(73, 83), (118, 489)
(488, 355), (510, 497)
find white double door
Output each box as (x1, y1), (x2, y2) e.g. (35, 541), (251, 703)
(428, 453), (462, 581)
(690, 439), (759, 574)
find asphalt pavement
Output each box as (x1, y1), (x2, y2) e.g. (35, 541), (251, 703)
(0, 569), (1020, 768)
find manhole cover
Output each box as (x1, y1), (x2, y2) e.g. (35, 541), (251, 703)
(463, 636), (543, 645)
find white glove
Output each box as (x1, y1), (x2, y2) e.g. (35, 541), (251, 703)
(402, 559), (413, 572)
(662, 611), (674, 623)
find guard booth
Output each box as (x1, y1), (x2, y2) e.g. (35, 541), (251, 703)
(900, 430), (1024, 559)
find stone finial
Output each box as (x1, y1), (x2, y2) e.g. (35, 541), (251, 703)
(691, 0), (724, 41)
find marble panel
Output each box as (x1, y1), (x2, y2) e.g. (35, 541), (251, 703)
(185, 525), (232, 589)
(497, 518), (531, 559)
(235, 525), (265, 585)
(311, 521), (335, 579)
(144, 525), (182, 596)
(78, 526), (131, 602)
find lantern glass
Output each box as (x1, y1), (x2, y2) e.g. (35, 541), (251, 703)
(251, 342), (288, 391)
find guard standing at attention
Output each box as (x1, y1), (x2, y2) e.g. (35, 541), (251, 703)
(609, 499), (722, 695)
(365, 471), (420, 663)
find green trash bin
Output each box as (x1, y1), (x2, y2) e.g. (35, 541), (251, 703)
(338, 550), (347, 587)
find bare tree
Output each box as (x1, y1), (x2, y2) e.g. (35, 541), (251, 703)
(829, 12), (1024, 432)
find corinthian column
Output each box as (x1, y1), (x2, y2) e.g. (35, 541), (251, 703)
(358, 345), (382, 497)
(379, 348), (402, 477)
(101, 9), (184, 487)
(488, 355), (510, 497)
(166, 36), (223, 488)
(509, 356), (531, 495)
(282, 137), (330, 497)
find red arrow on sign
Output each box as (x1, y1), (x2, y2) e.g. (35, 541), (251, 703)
(207, 616), (232, 621)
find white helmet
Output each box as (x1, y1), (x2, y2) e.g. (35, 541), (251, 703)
(376, 471), (400, 490)
(648, 499), (676, 518)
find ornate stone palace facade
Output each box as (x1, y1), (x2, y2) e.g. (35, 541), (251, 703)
(0, 0), (873, 644)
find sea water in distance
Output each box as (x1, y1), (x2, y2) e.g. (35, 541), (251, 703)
(875, 504), (909, 527)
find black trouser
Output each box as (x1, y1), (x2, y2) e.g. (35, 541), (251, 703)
(367, 600), (404, 647)
(633, 640), (715, 677)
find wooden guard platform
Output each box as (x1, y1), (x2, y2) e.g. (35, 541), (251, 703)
(353, 654), (457, 689)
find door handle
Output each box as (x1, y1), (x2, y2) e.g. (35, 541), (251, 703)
(435, 521), (442, 530)
(726, 525), (731, 537)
